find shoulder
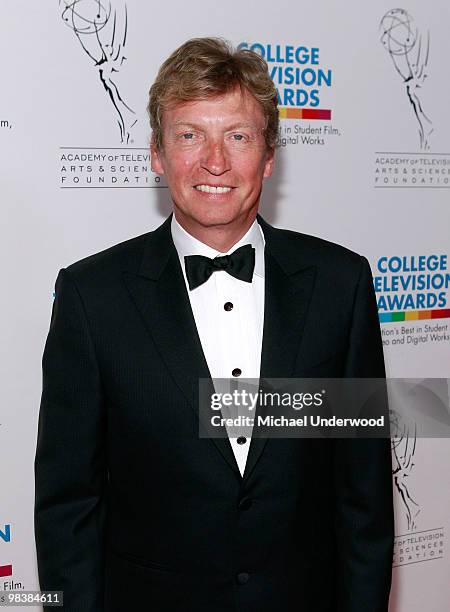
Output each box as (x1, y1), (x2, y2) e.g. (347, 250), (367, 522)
(66, 214), (173, 279)
(60, 215), (172, 286)
(63, 232), (149, 284)
(57, 215), (174, 298)
(259, 218), (369, 280)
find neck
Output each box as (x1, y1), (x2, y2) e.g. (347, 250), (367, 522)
(174, 211), (258, 252)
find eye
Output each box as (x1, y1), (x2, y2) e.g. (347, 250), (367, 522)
(232, 133), (245, 141)
(182, 132), (195, 140)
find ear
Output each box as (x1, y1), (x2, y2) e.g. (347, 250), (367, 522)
(263, 147), (275, 179)
(150, 138), (165, 175)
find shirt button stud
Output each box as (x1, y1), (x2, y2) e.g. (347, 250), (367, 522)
(237, 436), (247, 445)
(232, 368), (242, 377)
(224, 302), (233, 311)
(237, 572), (250, 585)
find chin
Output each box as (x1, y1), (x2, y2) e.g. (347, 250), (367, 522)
(183, 206), (243, 228)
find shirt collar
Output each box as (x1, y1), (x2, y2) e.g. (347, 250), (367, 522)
(171, 214), (265, 278)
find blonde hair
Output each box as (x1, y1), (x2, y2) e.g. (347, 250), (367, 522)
(148, 37), (279, 149)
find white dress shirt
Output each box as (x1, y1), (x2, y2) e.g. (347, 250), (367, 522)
(171, 215), (265, 476)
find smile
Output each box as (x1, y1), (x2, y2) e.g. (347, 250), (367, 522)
(194, 185), (233, 194)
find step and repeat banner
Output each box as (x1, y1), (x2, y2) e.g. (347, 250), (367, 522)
(1, 1), (449, 610)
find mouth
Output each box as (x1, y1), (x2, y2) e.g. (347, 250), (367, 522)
(194, 184), (234, 194)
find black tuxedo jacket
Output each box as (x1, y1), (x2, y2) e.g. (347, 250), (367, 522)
(35, 215), (394, 612)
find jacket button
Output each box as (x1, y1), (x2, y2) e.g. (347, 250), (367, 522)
(237, 572), (250, 585)
(238, 498), (252, 511)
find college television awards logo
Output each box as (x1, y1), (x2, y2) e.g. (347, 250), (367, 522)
(0, 522), (12, 584)
(0, 522), (22, 590)
(374, 9), (450, 188)
(58, 1), (163, 189)
(0, 520), (30, 591)
(238, 41), (341, 148)
(373, 254), (450, 349)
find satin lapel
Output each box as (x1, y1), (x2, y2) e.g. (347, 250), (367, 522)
(243, 226), (317, 482)
(122, 218), (241, 478)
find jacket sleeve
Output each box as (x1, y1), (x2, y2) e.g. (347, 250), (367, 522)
(334, 256), (394, 612)
(34, 268), (107, 612)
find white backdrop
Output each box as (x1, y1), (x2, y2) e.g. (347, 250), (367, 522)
(1, 1), (449, 610)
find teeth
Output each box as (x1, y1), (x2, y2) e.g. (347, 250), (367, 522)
(195, 185), (232, 194)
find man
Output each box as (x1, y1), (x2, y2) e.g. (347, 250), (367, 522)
(35, 38), (394, 611)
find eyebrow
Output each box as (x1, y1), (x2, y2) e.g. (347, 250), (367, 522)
(171, 121), (262, 131)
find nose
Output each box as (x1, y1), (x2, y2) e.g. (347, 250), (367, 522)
(200, 139), (230, 175)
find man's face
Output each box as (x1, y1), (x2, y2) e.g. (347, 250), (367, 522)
(151, 87), (274, 232)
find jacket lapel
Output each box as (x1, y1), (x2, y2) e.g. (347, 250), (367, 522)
(122, 215), (241, 478)
(243, 216), (317, 481)
(122, 214), (317, 482)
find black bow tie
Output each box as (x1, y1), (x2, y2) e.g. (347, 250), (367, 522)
(184, 244), (255, 290)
